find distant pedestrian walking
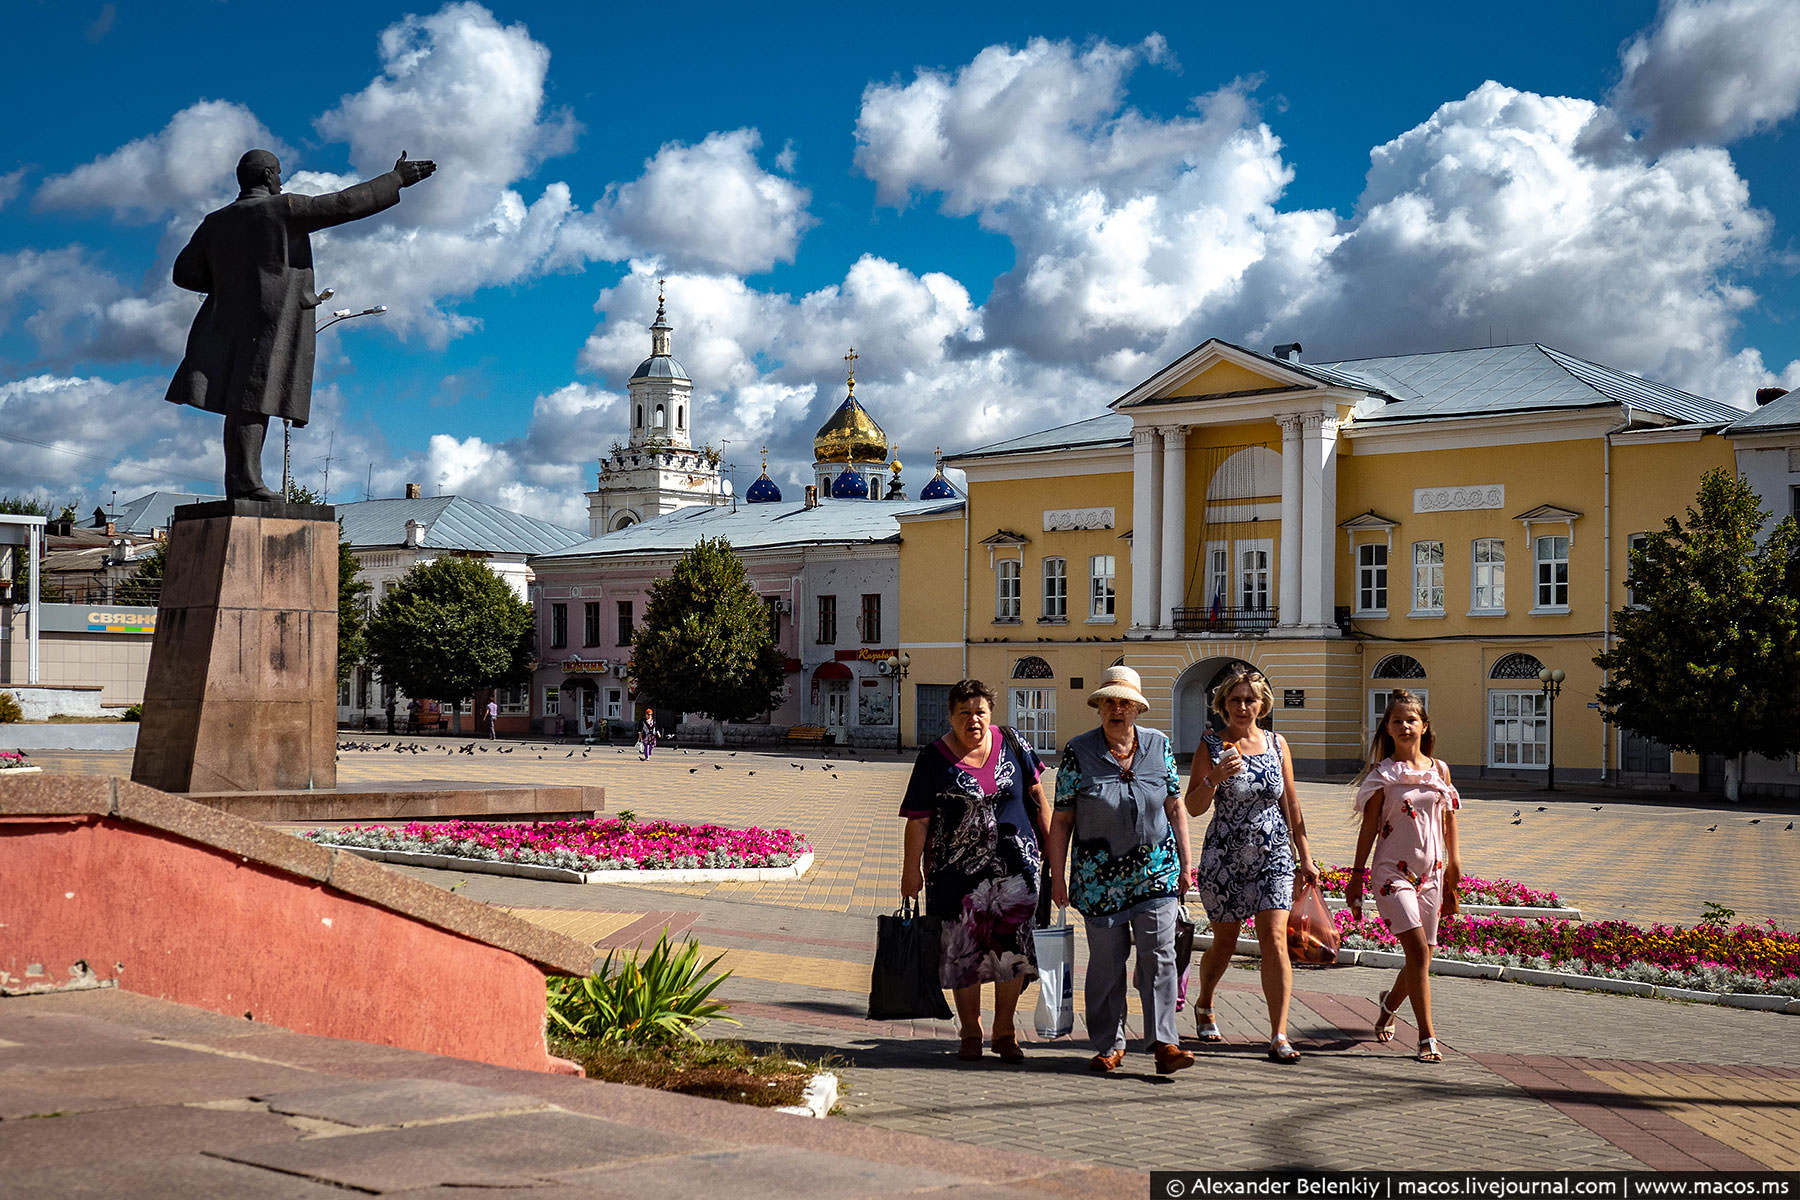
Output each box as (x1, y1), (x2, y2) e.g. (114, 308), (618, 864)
(485, 697), (499, 740)
(638, 710), (658, 760)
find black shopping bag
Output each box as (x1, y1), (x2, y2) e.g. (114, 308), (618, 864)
(867, 898), (953, 1020)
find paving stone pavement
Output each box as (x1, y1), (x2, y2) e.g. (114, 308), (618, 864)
(25, 738), (1800, 1176)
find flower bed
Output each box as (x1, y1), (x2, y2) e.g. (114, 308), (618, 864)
(0, 750), (30, 770)
(303, 817), (811, 873)
(1336, 909), (1800, 997)
(1319, 866), (1560, 909)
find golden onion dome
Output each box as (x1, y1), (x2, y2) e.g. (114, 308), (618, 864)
(813, 396), (889, 465)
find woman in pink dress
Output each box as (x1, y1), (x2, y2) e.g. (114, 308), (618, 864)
(1344, 690), (1463, 1063)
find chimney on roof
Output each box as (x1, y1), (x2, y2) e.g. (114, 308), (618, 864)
(1756, 387), (1789, 407)
(404, 519), (425, 548)
(1273, 342), (1303, 363)
(405, 482), (422, 499)
(804, 485), (819, 510)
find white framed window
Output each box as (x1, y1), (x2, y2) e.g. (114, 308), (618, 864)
(1356, 542), (1388, 616)
(497, 684), (528, 715)
(1239, 538), (1272, 626)
(1411, 541), (1444, 615)
(1624, 532), (1649, 608)
(1206, 542), (1230, 612)
(1369, 687), (1430, 742)
(995, 559), (1021, 622)
(1534, 535), (1569, 611)
(1041, 557), (1067, 621)
(542, 685), (561, 714)
(1471, 538), (1505, 614)
(1088, 554), (1115, 620)
(1488, 690), (1548, 767)
(604, 687), (623, 719)
(1009, 686), (1057, 754)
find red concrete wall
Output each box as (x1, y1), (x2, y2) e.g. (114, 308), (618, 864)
(0, 815), (557, 1073)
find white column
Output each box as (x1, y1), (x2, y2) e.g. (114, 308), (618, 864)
(1318, 417), (1340, 633)
(1276, 414), (1303, 629)
(1299, 412), (1341, 629)
(1129, 426), (1160, 629)
(1158, 425), (1189, 629)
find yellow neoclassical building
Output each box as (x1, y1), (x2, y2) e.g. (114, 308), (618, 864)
(896, 339), (1739, 786)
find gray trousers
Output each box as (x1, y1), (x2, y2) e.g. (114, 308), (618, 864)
(1083, 896), (1180, 1052)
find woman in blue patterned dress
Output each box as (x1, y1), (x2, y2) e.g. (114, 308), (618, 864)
(1046, 666), (1195, 1076)
(901, 679), (1049, 1063)
(1185, 665), (1320, 1064)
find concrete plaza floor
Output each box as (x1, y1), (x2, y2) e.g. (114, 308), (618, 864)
(18, 737), (1800, 1178)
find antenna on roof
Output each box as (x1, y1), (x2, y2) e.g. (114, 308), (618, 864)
(364, 463), (373, 502)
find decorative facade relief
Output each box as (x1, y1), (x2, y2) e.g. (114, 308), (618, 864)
(1043, 507), (1115, 531)
(1414, 485), (1504, 513)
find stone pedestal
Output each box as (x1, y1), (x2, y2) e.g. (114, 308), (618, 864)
(131, 500), (338, 793)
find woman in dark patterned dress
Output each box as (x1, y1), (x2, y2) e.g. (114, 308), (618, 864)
(901, 679), (1049, 1063)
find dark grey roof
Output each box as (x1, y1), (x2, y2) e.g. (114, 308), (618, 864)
(534, 496), (963, 561)
(112, 491), (220, 533)
(1320, 344), (1744, 426)
(337, 496), (587, 555)
(947, 413), (1132, 463)
(1726, 389), (1800, 435)
(631, 354), (690, 382)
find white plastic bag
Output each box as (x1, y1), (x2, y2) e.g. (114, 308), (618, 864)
(1033, 907), (1076, 1040)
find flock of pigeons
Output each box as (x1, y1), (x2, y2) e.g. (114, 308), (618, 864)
(1502, 803), (1793, 831)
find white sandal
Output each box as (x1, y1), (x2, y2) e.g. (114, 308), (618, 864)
(1374, 990), (1399, 1043)
(1267, 1033), (1301, 1064)
(1417, 1036), (1442, 1064)
(1194, 1007), (1223, 1043)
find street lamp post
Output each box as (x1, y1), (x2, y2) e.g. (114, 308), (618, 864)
(1538, 666), (1565, 791)
(882, 652), (911, 755)
(286, 299), (389, 496)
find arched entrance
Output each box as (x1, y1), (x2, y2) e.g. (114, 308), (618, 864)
(1170, 656), (1264, 760)
(811, 662), (852, 738)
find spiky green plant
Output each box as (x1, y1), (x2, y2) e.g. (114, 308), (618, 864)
(547, 933), (738, 1047)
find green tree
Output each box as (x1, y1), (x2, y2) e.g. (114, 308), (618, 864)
(631, 537), (785, 742)
(285, 482), (370, 683)
(364, 555), (533, 734)
(113, 543), (167, 605)
(1594, 467), (1800, 801)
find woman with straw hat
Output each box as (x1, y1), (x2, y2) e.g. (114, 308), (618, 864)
(1046, 665), (1195, 1075)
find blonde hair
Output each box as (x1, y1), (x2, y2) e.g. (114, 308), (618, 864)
(1211, 666), (1274, 721)
(1352, 689), (1435, 784)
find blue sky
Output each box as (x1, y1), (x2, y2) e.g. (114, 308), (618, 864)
(3, 0), (1797, 527)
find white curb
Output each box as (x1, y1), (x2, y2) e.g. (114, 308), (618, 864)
(1323, 897), (1582, 920)
(775, 1071), (837, 1118)
(326, 846), (814, 885)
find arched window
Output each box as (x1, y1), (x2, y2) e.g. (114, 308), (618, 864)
(677, 405), (686, 431)
(1490, 652), (1544, 679)
(1012, 656), (1054, 680)
(1372, 654), (1427, 679)
(634, 405), (642, 428)
(654, 404), (666, 429)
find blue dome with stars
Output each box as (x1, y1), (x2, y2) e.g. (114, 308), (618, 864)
(745, 471), (783, 503)
(919, 472), (957, 500)
(830, 465), (870, 499)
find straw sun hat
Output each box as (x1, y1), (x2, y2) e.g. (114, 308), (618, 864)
(1087, 665), (1149, 713)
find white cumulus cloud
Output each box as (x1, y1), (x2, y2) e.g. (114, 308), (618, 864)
(34, 100), (285, 221)
(1612, 0), (1800, 152)
(599, 130), (816, 275)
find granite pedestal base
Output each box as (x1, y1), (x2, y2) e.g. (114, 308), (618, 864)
(131, 500), (338, 793)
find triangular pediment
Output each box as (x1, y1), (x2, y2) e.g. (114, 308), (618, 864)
(1113, 339), (1332, 410)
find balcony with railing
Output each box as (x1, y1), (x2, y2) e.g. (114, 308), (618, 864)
(1171, 606), (1275, 636)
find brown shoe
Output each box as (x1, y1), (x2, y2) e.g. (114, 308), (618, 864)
(992, 1033), (1025, 1063)
(1153, 1041), (1196, 1074)
(1088, 1048), (1126, 1073)
(957, 1034), (984, 1061)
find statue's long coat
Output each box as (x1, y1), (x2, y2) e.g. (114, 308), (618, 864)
(164, 172), (402, 426)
